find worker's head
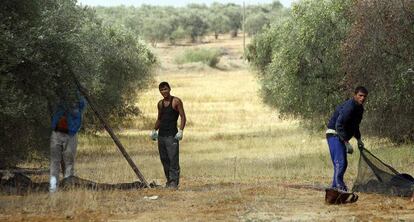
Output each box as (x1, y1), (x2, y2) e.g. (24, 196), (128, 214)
(353, 86), (368, 105)
(159, 82), (171, 98)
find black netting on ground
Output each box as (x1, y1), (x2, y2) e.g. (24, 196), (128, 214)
(352, 147), (414, 197)
(0, 173), (157, 195)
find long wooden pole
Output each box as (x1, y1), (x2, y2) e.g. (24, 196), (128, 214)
(71, 73), (150, 188)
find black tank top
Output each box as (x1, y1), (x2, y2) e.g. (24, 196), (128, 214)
(159, 96), (179, 137)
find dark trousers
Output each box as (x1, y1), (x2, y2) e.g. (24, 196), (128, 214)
(327, 135), (348, 191)
(158, 136), (180, 185)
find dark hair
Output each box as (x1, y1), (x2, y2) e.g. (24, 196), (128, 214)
(354, 86), (368, 95)
(159, 81), (170, 89)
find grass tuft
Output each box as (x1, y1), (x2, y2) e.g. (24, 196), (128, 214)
(174, 48), (222, 67)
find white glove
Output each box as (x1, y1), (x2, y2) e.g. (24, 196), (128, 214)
(345, 142), (354, 154)
(174, 129), (183, 140)
(357, 139), (364, 149)
(150, 129), (158, 141)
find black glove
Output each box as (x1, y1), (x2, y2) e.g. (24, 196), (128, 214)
(345, 142), (354, 154)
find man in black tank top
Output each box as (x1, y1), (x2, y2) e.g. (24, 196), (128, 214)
(151, 82), (186, 189)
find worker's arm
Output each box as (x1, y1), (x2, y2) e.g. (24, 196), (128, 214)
(336, 102), (353, 142)
(150, 101), (162, 141)
(173, 97), (186, 140)
(175, 98), (186, 130)
(154, 100), (162, 130)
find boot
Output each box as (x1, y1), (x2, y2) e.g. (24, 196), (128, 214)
(49, 176), (58, 193)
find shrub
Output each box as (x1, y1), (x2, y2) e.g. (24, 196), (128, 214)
(174, 48), (221, 67)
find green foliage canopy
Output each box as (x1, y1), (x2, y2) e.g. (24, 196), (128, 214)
(342, 0), (414, 142)
(0, 0), (156, 167)
(94, 1), (289, 44)
(180, 12), (209, 43)
(245, 12), (270, 36)
(249, 0), (351, 122)
(248, 0), (414, 142)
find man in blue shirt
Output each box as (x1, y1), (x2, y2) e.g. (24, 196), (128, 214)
(49, 92), (86, 192)
(326, 86), (368, 192)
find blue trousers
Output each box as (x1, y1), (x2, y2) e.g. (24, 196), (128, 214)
(327, 135), (348, 191)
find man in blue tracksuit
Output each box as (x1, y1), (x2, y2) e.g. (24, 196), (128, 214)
(49, 92), (86, 192)
(326, 86), (368, 192)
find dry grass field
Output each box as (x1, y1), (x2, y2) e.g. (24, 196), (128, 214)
(1, 35), (414, 221)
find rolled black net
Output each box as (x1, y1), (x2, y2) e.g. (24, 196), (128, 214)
(352, 147), (414, 197)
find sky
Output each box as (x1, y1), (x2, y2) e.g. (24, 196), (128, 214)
(77, 0), (296, 8)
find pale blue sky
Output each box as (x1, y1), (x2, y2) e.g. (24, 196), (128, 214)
(77, 0), (296, 8)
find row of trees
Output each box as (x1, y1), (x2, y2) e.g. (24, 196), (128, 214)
(248, 0), (414, 143)
(0, 0), (157, 167)
(93, 1), (289, 46)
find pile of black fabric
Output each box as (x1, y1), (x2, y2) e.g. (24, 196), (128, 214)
(0, 172), (157, 195)
(352, 147), (414, 197)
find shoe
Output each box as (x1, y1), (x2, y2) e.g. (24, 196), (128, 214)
(167, 181), (178, 190)
(333, 185), (349, 193)
(49, 176), (58, 193)
(165, 180), (171, 188)
(49, 187), (57, 193)
(325, 188), (358, 204)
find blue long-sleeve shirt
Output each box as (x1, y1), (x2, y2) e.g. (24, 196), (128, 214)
(51, 96), (86, 136)
(327, 98), (364, 142)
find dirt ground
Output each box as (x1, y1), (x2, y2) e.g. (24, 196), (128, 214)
(1, 178), (414, 221)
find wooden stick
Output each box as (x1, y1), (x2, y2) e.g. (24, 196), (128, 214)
(72, 73), (150, 188)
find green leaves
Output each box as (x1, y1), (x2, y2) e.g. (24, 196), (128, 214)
(94, 2), (289, 44)
(0, 0), (156, 167)
(342, 0), (414, 142)
(252, 0), (351, 119)
(249, 0), (414, 142)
